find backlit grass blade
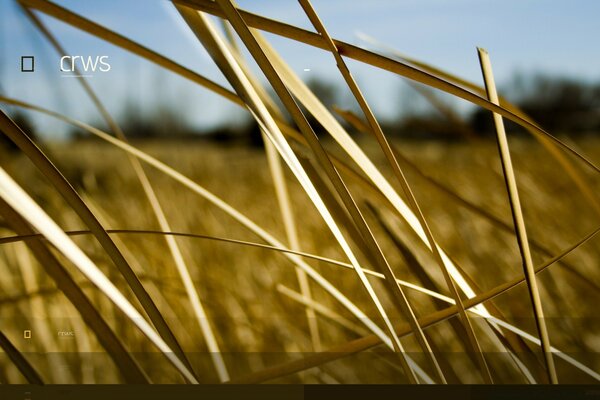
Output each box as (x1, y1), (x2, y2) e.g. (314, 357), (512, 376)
(216, 21), (321, 352)
(478, 48), (557, 384)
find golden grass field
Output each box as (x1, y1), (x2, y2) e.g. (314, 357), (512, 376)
(1, 137), (598, 383)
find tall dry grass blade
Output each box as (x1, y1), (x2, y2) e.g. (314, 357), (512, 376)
(0, 167), (198, 384)
(179, 0), (400, 354)
(0, 229), (357, 270)
(18, 5), (199, 378)
(478, 48), (558, 384)
(0, 330), (44, 384)
(210, 0), (429, 382)
(298, 0), (492, 383)
(0, 200), (150, 383)
(217, 21), (322, 352)
(0, 109), (192, 382)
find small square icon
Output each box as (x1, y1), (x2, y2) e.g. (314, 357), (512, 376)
(21, 56), (35, 72)
(23, 330), (31, 339)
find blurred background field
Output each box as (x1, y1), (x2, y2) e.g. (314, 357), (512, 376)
(1, 134), (598, 383)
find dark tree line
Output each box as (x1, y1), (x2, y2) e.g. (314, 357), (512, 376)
(3, 73), (599, 149)
(471, 75), (600, 135)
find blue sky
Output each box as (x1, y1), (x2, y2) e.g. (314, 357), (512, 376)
(1, 0), (599, 137)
